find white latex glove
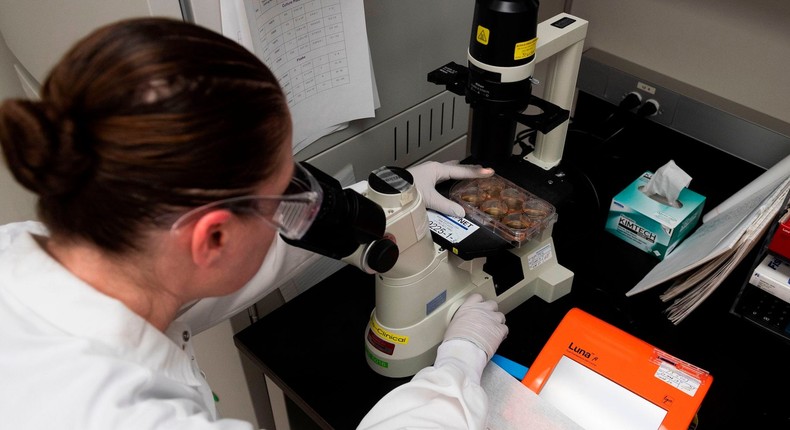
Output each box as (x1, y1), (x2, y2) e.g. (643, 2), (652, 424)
(407, 160), (494, 217)
(443, 293), (508, 360)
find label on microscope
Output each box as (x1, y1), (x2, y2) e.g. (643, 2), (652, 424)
(427, 210), (479, 243)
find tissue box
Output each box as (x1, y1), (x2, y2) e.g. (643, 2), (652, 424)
(606, 171), (705, 260)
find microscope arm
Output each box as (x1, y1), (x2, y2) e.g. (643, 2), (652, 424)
(527, 13), (588, 170)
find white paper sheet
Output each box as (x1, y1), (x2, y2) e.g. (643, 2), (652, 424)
(702, 153), (790, 223)
(537, 356), (667, 430)
(482, 362), (584, 430)
(239, 0), (376, 151)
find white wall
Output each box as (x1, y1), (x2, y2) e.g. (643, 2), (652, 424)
(192, 318), (260, 426)
(0, 32), (38, 224)
(570, 0), (790, 127)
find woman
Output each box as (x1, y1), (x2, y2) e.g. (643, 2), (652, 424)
(0, 17), (507, 430)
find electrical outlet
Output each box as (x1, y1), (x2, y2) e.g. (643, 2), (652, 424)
(604, 73), (679, 126)
(577, 49), (790, 169)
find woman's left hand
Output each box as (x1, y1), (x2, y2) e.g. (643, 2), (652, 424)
(407, 160), (494, 217)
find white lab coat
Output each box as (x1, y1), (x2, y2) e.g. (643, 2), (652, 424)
(0, 222), (490, 429)
(357, 340), (490, 430)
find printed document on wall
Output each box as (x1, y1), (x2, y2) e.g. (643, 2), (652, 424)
(232, 0), (376, 152)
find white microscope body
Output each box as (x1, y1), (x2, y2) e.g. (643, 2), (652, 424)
(343, 166), (572, 378)
(341, 12), (587, 378)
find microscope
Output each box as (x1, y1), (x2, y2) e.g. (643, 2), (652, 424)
(429, 3), (588, 203)
(288, 3), (588, 378)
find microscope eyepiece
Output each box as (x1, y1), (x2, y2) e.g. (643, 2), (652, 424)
(282, 162), (387, 260)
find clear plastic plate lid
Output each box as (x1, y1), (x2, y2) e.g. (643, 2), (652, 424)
(449, 174), (557, 246)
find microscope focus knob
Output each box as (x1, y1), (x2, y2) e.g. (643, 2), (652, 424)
(364, 237), (399, 273)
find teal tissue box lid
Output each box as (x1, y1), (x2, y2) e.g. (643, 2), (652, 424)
(606, 171), (705, 259)
(614, 172), (705, 228)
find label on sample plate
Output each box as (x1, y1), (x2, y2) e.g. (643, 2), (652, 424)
(427, 210), (479, 243)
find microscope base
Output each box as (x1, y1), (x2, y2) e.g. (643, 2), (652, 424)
(364, 235), (573, 378)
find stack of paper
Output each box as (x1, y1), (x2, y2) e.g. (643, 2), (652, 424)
(627, 154), (790, 324)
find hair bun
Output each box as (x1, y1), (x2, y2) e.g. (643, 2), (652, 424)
(0, 99), (95, 197)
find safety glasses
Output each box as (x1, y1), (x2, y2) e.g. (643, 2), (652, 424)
(169, 162), (323, 240)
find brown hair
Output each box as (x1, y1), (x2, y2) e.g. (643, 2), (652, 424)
(0, 17), (291, 253)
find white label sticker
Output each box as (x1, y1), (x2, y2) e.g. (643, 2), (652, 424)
(527, 243), (553, 270)
(636, 81), (656, 94)
(655, 362), (701, 396)
(427, 210), (478, 243)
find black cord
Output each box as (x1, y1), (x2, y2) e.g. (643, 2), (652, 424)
(636, 99), (659, 117)
(560, 158), (602, 215)
(619, 92), (643, 111)
(567, 115), (628, 147)
(599, 125), (628, 146)
(513, 128), (537, 156)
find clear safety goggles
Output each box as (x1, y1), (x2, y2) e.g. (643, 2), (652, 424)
(169, 162), (323, 240)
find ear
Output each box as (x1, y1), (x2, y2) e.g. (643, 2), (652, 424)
(190, 209), (234, 267)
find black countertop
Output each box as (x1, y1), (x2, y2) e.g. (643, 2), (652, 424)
(235, 93), (790, 429)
